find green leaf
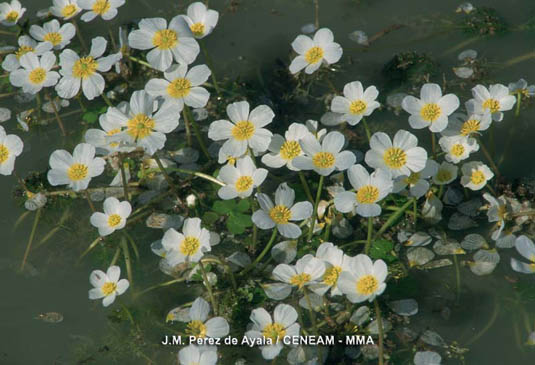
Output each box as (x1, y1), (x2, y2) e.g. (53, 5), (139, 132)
(230, 212), (252, 227)
(235, 198), (250, 213)
(227, 218), (246, 234)
(82, 111), (99, 124)
(212, 200), (236, 214)
(202, 211), (219, 225)
(369, 239), (394, 260)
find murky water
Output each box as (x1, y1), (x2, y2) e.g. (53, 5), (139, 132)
(0, 0), (534, 363)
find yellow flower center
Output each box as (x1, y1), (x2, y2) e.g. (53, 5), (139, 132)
(279, 140), (301, 160)
(231, 120), (255, 141)
(107, 214), (122, 227)
(153, 29), (178, 50)
(349, 100), (367, 115)
(460, 119), (480, 136)
(126, 113), (155, 140)
(482, 98), (500, 113)
(180, 236), (201, 256)
(101, 281), (117, 295)
(226, 157), (236, 166)
(262, 323), (286, 343)
(435, 169), (452, 183)
(323, 266), (342, 286)
(304, 46), (324, 64)
(356, 185), (379, 204)
(235, 175), (253, 192)
(107, 128), (121, 136)
(289, 273), (311, 288)
(186, 320), (207, 339)
(72, 56), (98, 79)
(470, 170), (486, 185)
(420, 103), (442, 122)
(15, 45), (33, 60)
(28, 67), (46, 85)
(67, 163), (88, 181)
(269, 205), (291, 224)
(5, 10), (18, 22)
(383, 147), (407, 169)
(61, 4), (78, 18)
(356, 275), (378, 295)
(450, 144), (465, 157)
(92, 0), (110, 15)
(166, 77), (191, 98)
(190, 22), (205, 36)
(43, 32), (63, 46)
(312, 151), (335, 169)
(405, 172), (421, 185)
(0, 145), (9, 164)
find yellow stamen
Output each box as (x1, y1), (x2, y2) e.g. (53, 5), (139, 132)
(61, 4), (78, 18)
(383, 147), (407, 169)
(290, 272), (311, 288)
(5, 10), (18, 23)
(101, 281), (117, 295)
(28, 68), (46, 85)
(482, 98), (500, 113)
(470, 170), (486, 185)
(152, 29), (178, 50)
(450, 144), (465, 157)
(349, 100), (367, 115)
(269, 205), (291, 224)
(231, 121), (255, 141)
(166, 77), (191, 98)
(279, 140), (301, 161)
(126, 113), (155, 140)
(190, 22), (205, 37)
(304, 46), (324, 64)
(72, 56), (98, 79)
(43, 32), (63, 46)
(186, 320), (207, 338)
(323, 266), (342, 286)
(0, 145), (9, 164)
(356, 185), (379, 204)
(356, 274), (378, 295)
(405, 172), (421, 185)
(180, 236), (200, 256)
(235, 175), (253, 192)
(107, 214), (122, 227)
(460, 119), (480, 135)
(420, 103), (442, 122)
(92, 0), (110, 15)
(262, 323), (286, 343)
(67, 163), (88, 181)
(312, 151), (335, 169)
(15, 45), (33, 60)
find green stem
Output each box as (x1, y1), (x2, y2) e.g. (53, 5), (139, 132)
(101, 92), (113, 107)
(198, 260), (218, 315)
(79, 236), (102, 260)
(307, 175), (324, 241)
(110, 246), (121, 266)
(515, 92), (522, 117)
(314, 0), (319, 29)
(120, 237), (133, 286)
(364, 217), (373, 254)
(123, 231), (139, 260)
(374, 299), (385, 365)
(240, 229), (278, 276)
(298, 171), (314, 203)
(200, 39), (221, 96)
(431, 131), (436, 158)
(119, 155), (129, 202)
(303, 288), (320, 336)
(453, 253), (461, 305)
(184, 105), (211, 160)
(145, 166), (224, 186)
(477, 137), (501, 178)
(72, 19), (89, 53)
(373, 198), (415, 240)
(47, 93), (66, 136)
(135, 278), (187, 298)
(465, 297), (500, 346)
(362, 117), (371, 143)
(153, 154), (182, 203)
(128, 55), (153, 69)
(20, 208), (41, 271)
(413, 198), (417, 229)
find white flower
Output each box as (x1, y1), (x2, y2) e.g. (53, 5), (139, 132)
(293, 131), (356, 176)
(50, 0), (81, 20)
(88, 265), (129, 307)
(393, 159), (438, 198)
(24, 191), (47, 211)
(105, 90), (180, 155)
(309, 242), (351, 296)
(272, 254), (325, 290)
(337, 254), (387, 303)
(432, 161), (458, 185)
(305, 119), (326, 141)
(331, 81), (380, 125)
(2, 35), (52, 72)
(161, 218), (211, 266)
(0, 0), (25, 26)
(55, 37), (122, 100)
(29, 19), (75, 50)
(0, 125), (23, 175)
(179, 2), (219, 39)
(460, 161), (494, 191)
(145, 63), (211, 111)
(483, 193), (509, 240)
(261, 123), (313, 171)
(439, 135), (479, 164)
(252, 183), (312, 239)
(47, 143), (105, 191)
(289, 28), (342, 74)
(9, 52), (59, 94)
(217, 155), (267, 199)
(208, 101), (274, 157)
(89, 197), (131, 236)
(179, 297), (230, 341)
(365, 130), (427, 178)
(509, 78), (535, 97)
(334, 164), (392, 217)
(78, 0), (125, 22)
(245, 304), (300, 360)
(466, 84), (516, 122)
(442, 112), (492, 137)
(401, 83), (459, 133)
(178, 345), (218, 365)
(511, 235), (535, 274)
(128, 16), (199, 71)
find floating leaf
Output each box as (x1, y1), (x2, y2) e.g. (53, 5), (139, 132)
(420, 259), (452, 270)
(461, 233), (487, 250)
(35, 312), (63, 323)
(388, 299), (418, 316)
(457, 198), (482, 217)
(350, 306), (370, 326)
(414, 350), (442, 365)
(448, 212), (477, 230)
(420, 329), (446, 347)
(262, 283), (291, 300)
(271, 241), (297, 264)
(433, 238), (465, 255)
(404, 232), (432, 247)
(407, 247), (435, 267)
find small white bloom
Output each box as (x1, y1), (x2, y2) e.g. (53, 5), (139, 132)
(289, 28), (342, 74)
(105, 90), (180, 155)
(393, 159), (439, 198)
(456, 2), (475, 14)
(29, 19), (75, 50)
(0, 0), (25, 26)
(334, 164), (392, 217)
(245, 304), (300, 360)
(272, 254), (325, 291)
(56, 37), (122, 100)
(24, 191), (47, 211)
(47, 143), (105, 191)
(261, 123), (314, 171)
(217, 155), (267, 199)
(338, 254), (387, 303)
(208, 100), (274, 157)
(439, 134), (479, 164)
(252, 183), (312, 239)
(309, 242), (352, 296)
(9, 52), (59, 94)
(161, 218), (211, 266)
(483, 193), (509, 240)
(331, 81), (380, 125)
(90, 197), (131, 236)
(432, 161), (458, 185)
(511, 235), (535, 274)
(178, 345), (218, 365)
(78, 0), (125, 22)
(442, 112), (492, 137)
(401, 83), (460, 133)
(365, 129), (428, 178)
(179, 2), (219, 39)
(50, 0), (81, 20)
(178, 297), (230, 340)
(466, 84), (516, 122)
(509, 78), (535, 97)
(0, 125), (23, 175)
(460, 161), (494, 191)
(88, 265), (129, 307)
(293, 131), (356, 176)
(2, 35), (52, 72)
(128, 16), (199, 71)
(145, 63), (211, 111)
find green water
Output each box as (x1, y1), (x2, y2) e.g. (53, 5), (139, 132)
(0, 0), (534, 364)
